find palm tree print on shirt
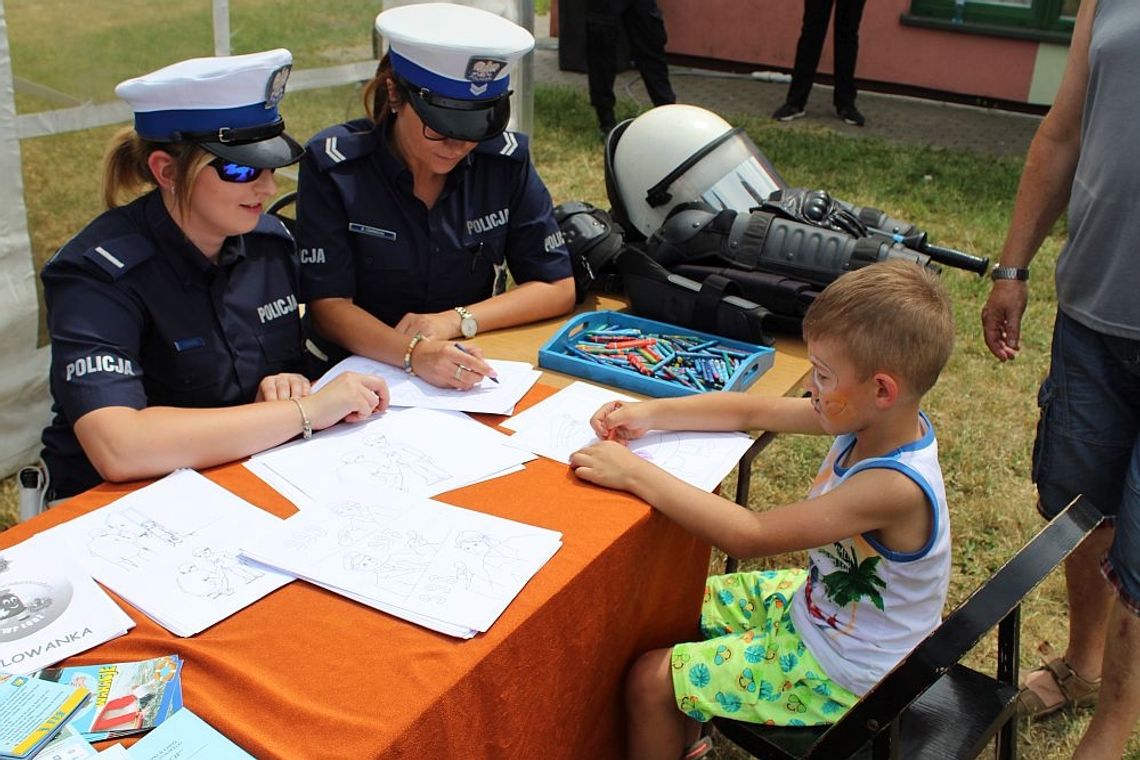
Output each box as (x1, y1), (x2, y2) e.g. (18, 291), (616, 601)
(803, 541), (886, 633)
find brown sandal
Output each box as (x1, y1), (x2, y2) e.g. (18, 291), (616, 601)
(1016, 656), (1101, 718)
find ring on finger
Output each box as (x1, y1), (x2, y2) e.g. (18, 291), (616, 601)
(454, 365), (463, 381)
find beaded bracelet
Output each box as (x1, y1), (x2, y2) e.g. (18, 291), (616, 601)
(404, 332), (426, 376)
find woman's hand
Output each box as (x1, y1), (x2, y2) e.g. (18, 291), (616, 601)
(395, 310), (460, 340)
(256, 373), (311, 402)
(305, 371), (390, 428)
(569, 440), (649, 492)
(409, 340), (497, 390)
(589, 400), (652, 443)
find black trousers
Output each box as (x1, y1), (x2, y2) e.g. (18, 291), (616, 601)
(785, 0), (868, 110)
(586, 0), (677, 124)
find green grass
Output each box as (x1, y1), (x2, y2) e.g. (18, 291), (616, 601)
(2, 29), (1136, 759)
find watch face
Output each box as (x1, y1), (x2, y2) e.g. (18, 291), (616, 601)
(461, 317), (477, 338)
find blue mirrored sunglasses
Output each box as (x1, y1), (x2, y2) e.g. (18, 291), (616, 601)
(209, 158), (268, 183)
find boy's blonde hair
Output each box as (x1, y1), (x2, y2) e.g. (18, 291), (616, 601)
(801, 261), (954, 396)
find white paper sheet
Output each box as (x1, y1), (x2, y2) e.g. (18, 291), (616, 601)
(240, 487), (561, 636)
(0, 534), (134, 675)
(248, 407), (534, 508)
(44, 471), (294, 637)
(503, 381), (755, 491)
(312, 354), (542, 415)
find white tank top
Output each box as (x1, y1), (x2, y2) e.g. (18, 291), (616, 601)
(789, 413), (951, 695)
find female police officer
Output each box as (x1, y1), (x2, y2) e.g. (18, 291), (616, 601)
(296, 4), (575, 389)
(40, 50), (389, 501)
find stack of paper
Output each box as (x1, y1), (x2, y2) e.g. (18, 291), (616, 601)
(35, 655), (183, 741)
(313, 354), (542, 415)
(246, 406), (536, 510)
(0, 535), (133, 676)
(0, 672), (89, 760)
(503, 381), (756, 491)
(241, 487), (562, 638)
(43, 471), (294, 637)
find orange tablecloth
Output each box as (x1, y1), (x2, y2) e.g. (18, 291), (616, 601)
(5, 385), (710, 759)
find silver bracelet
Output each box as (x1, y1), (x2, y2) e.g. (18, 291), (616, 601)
(290, 397), (312, 439)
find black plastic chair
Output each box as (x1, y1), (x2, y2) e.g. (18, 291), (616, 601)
(267, 190), (298, 237)
(713, 494), (1104, 760)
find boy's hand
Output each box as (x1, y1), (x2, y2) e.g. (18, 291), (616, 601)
(589, 401), (650, 443)
(570, 440), (648, 491)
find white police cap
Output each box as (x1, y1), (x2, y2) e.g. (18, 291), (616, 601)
(376, 3), (535, 142)
(114, 49), (304, 169)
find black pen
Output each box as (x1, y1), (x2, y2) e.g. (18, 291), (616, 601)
(455, 343), (499, 384)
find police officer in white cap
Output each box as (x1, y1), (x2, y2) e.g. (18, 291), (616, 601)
(296, 3), (575, 390)
(38, 50), (390, 502)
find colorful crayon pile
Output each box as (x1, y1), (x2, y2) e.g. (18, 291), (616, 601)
(562, 326), (752, 392)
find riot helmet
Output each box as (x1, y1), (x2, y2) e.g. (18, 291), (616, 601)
(605, 104), (787, 240)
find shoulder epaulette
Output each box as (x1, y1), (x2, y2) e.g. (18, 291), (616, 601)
(474, 130), (530, 162)
(308, 119), (378, 171)
(252, 214), (295, 243)
(78, 234), (156, 281)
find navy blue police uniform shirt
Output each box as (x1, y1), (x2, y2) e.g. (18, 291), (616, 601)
(40, 190), (304, 499)
(295, 118), (571, 367)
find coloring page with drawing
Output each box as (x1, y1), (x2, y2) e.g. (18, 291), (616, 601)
(45, 470), (294, 637)
(247, 407), (534, 509)
(240, 486), (562, 637)
(502, 381), (755, 490)
(312, 354), (542, 415)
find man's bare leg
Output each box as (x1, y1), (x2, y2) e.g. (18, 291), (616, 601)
(1072, 598), (1140, 758)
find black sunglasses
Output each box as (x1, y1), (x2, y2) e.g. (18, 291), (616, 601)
(209, 158), (269, 184)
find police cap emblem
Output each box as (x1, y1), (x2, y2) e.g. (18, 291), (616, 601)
(265, 64), (292, 109)
(465, 57), (506, 83)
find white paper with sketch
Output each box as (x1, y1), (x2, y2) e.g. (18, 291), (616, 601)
(44, 470), (294, 637)
(502, 381), (755, 491)
(0, 534), (134, 675)
(312, 354), (542, 415)
(247, 407), (533, 508)
(240, 487), (562, 636)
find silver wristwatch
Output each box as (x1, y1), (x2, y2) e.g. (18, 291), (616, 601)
(455, 306), (478, 338)
(990, 266), (1029, 281)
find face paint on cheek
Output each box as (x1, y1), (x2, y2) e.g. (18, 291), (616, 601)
(814, 391), (851, 420)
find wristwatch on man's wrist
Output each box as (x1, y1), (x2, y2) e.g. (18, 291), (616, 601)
(990, 266), (1030, 282)
(455, 306), (478, 338)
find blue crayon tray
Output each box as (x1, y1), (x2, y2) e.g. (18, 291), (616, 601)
(538, 311), (776, 398)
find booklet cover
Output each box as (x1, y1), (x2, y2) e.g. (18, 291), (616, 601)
(34, 655), (183, 742)
(0, 534), (134, 676)
(0, 672), (89, 760)
(126, 708), (255, 760)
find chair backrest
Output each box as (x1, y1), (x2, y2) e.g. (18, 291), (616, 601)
(803, 494), (1104, 757)
(267, 190), (298, 237)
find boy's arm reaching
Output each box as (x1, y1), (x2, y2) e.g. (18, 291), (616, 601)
(590, 393), (823, 443)
(570, 443), (932, 559)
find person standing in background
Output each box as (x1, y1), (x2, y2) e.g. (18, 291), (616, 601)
(980, 0), (1140, 755)
(586, 0), (677, 139)
(772, 0), (868, 127)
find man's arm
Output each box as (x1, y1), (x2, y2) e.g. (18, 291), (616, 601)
(981, 0), (1095, 360)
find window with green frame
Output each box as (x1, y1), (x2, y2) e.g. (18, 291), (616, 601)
(906, 0), (1078, 40)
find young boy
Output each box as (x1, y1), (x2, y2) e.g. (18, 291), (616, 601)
(570, 261), (956, 760)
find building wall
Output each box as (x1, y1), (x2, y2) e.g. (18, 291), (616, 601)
(553, 0), (1065, 106)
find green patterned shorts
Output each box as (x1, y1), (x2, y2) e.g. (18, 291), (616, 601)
(670, 568), (858, 726)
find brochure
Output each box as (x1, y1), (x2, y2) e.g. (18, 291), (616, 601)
(126, 708), (255, 760)
(0, 672), (89, 760)
(0, 534), (134, 675)
(34, 655), (183, 742)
